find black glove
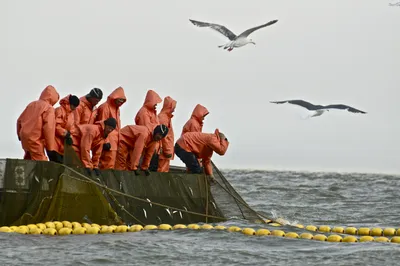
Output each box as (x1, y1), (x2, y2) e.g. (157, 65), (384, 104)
(134, 170), (140, 176)
(103, 143), (111, 151)
(84, 168), (92, 176)
(63, 131), (73, 145)
(65, 136), (73, 146)
(93, 168), (101, 176)
(143, 169), (151, 176)
(46, 150), (57, 162)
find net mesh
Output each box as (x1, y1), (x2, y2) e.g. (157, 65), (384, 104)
(0, 145), (269, 226)
(210, 161), (269, 222)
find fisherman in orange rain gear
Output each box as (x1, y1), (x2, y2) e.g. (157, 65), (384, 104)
(134, 89), (162, 169)
(175, 129), (229, 182)
(180, 104), (209, 170)
(93, 87), (126, 169)
(74, 88), (103, 125)
(135, 89), (162, 133)
(115, 124), (169, 175)
(148, 96), (177, 172)
(181, 104), (209, 136)
(52, 95), (80, 163)
(17, 85), (60, 161)
(72, 118), (117, 176)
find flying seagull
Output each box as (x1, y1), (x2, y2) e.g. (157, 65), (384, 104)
(189, 19), (278, 52)
(270, 99), (367, 118)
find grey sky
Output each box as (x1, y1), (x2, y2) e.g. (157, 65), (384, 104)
(1, 0), (399, 174)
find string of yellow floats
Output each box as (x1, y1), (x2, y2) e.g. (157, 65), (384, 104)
(1, 221), (400, 244)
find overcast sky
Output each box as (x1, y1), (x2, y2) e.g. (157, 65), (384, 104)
(1, 0), (399, 174)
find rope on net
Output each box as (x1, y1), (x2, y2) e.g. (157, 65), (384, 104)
(61, 165), (227, 223)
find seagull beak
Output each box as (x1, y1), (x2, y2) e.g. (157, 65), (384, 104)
(252, 42), (256, 45)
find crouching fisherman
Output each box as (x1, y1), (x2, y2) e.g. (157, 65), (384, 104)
(71, 118), (117, 176)
(115, 124), (169, 176)
(94, 87), (127, 169)
(175, 129), (229, 182)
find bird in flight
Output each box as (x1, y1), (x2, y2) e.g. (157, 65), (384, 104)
(189, 19), (278, 52)
(270, 99), (367, 118)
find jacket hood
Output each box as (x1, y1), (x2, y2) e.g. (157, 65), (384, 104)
(143, 90), (162, 109)
(95, 120), (106, 136)
(81, 96), (93, 109)
(39, 85), (60, 106)
(214, 128), (219, 137)
(107, 86), (127, 107)
(59, 94), (73, 112)
(191, 104), (209, 121)
(160, 96), (177, 116)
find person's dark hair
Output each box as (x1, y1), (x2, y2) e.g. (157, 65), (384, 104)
(104, 117), (117, 129)
(87, 88), (103, 100)
(153, 124), (169, 137)
(69, 95), (80, 107)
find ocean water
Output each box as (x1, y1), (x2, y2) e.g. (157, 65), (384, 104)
(1, 169), (400, 266)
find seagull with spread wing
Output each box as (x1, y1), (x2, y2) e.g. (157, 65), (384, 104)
(189, 19), (278, 52)
(270, 99), (367, 118)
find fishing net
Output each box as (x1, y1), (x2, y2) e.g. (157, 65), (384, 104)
(209, 161), (269, 223)
(0, 143), (269, 226)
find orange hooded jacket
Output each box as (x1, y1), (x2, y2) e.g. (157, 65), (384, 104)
(74, 121), (108, 169)
(74, 96), (97, 125)
(95, 87), (126, 133)
(135, 90), (162, 134)
(17, 85), (60, 159)
(158, 96), (177, 160)
(94, 87), (126, 151)
(181, 104), (209, 136)
(116, 125), (151, 171)
(54, 94), (76, 155)
(176, 129), (229, 175)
